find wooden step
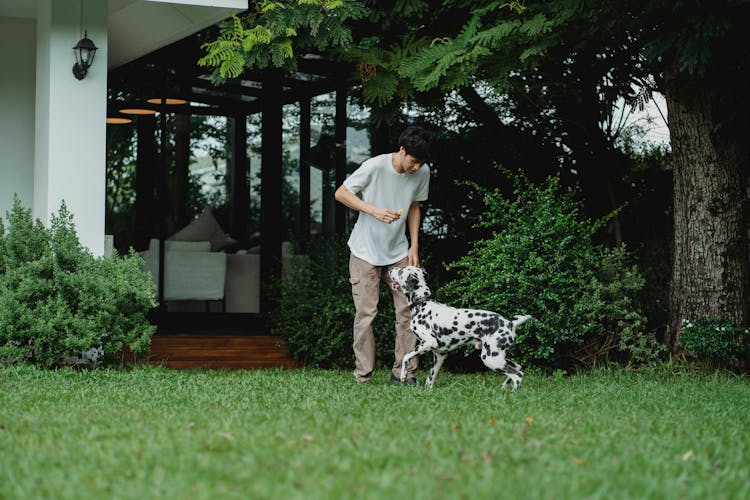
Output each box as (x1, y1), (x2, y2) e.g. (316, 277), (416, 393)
(137, 335), (299, 369)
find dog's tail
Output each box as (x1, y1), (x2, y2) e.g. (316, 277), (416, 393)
(511, 315), (532, 334)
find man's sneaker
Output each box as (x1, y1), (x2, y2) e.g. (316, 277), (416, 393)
(390, 373), (417, 386)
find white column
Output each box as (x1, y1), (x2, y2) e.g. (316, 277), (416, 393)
(34, 0), (108, 255)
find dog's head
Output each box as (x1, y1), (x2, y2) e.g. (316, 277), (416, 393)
(388, 265), (430, 295)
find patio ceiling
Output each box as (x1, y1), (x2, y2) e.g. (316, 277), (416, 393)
(108, 0), (247, 69)
(0, 0), (246, 69)
(107, 27), (354, 118)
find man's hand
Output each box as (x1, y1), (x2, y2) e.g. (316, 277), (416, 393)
(335, 185), (403, 224)
(371, 207), (401, 224)
(407, 245), (419, 267)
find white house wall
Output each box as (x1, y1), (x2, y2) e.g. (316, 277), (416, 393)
(34, 0), (108, 255)
(0, 0), (245, 255)
(0, 16), (37, 217)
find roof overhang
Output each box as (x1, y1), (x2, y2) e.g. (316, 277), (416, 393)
(108, 0), (247, 69)
(0, 0), (247, 69)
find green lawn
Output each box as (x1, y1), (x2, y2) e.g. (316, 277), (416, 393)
(1, 364), (748, 499)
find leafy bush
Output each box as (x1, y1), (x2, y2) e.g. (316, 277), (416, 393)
(440, 171), (662, 370)
(0, 197), (156, 367)
(269, 236), (396, 369)
(680, 317), (749, 366)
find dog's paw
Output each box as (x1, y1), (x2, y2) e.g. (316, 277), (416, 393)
(502, 377), (521, 391)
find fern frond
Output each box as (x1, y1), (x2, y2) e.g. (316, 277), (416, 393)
(198, 40), (240, 68)
(220, 51), (246, 78)
(362, 69), (398, 107)
(471, 20), (521, 47)
(399, 42), (466, 90)
(519, 13), (554, 37)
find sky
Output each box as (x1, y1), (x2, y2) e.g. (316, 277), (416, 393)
(617, 91), (670, 150)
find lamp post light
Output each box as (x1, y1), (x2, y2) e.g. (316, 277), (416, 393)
(72, 30), (97, 80)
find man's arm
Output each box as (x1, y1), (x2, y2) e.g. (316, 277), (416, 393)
(406, 201), (421, 267)
(334, 184), (401, 224)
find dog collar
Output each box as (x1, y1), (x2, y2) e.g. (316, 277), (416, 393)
(409, 296), (433, 310)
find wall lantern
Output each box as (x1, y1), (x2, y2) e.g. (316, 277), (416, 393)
(72, 30), (98, 80)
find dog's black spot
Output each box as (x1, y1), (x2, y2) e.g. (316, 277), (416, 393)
(475, 315), (501, 337)
(405, 274), (419, 292)
(468, 313), (474, 318)
(491, 351), (499, 357)
(431, 324), (453, 338)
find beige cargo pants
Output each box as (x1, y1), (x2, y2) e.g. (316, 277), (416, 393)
(349, 253), (418, 382)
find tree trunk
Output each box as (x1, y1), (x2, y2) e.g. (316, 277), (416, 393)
(667, 91), (750, 350)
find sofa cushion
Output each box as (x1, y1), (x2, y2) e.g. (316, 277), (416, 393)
(169, 207), (237, 251)
(140, 249), (226, 301)
(149, 239), (211, 253)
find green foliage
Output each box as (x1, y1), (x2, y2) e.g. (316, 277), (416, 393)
(268, 236), (395, 369)
(0, 197), (156, 367)
(680, 317), (749, 366)
(198, 1), (367, 80)
(440, 170), (661, 369)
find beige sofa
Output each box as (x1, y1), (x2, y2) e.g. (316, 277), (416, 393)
(140, 239), (226, 302)
(140, 239), (298, 313)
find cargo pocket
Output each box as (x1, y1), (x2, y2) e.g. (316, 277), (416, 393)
(349, 277), (361, 296)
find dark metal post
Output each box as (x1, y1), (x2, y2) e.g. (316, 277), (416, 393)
(134, 115), (157, 251)
(230, 114), (250, 246)
(260, 69), (284, 315)
(299, 99), (311, 253)
(334, 86), (347, 235)
(157, 96), (168, 311)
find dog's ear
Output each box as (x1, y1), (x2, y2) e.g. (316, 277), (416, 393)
(420, 267), (429, 280)
(406, 272), (419, 291)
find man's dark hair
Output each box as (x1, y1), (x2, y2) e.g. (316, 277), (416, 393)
(398, 126), (434, 162)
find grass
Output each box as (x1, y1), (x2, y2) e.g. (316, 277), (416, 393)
(1, 364), (748, 499)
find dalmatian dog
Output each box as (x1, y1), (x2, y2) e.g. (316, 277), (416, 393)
(388, 265), (531, 389)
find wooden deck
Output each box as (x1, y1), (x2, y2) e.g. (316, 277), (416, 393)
(138, 335), (299, 369)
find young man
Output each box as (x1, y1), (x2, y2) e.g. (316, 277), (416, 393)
(334, 126), (433, 385)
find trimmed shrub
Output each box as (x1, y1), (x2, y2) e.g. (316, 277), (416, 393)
(440, 171), (663, 370)
(0, 196), (156, 367)
(269, 236), (396, 369)
(680, 317), (749, 366)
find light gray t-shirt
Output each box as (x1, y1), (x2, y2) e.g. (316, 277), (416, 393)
(343, 153), (430, 266)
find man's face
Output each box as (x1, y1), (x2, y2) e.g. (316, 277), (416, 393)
(396, 147), (425, 174)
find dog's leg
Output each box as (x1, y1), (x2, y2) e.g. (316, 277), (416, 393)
(480, 340), (524, 391)
(499, 360), (523, 390)
(399, 340), (433, 382)
(426, 352), (447, 388)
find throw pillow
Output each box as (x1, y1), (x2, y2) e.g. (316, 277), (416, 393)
(169, 207), (237, 251)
